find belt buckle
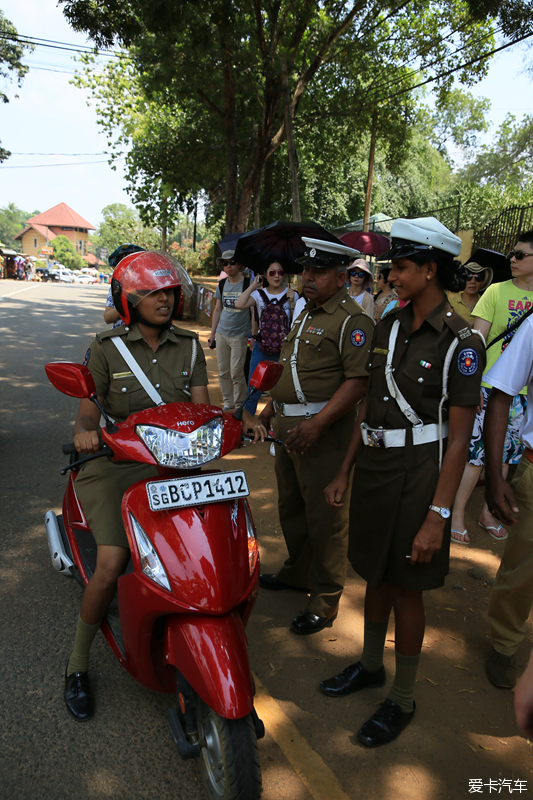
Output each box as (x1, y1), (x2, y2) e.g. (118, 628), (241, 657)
(368, 430), (385, 448)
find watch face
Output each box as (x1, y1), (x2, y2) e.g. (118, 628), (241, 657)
(441, 507), (451, 519)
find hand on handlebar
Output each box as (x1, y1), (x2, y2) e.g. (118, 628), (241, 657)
(241, 410), (268, 443)
(73, 430), (101, 454)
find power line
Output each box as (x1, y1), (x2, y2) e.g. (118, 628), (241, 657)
(26, 66), (77, 75)
(382, 29), (533, 104)
(353, 23), (504, 111)
(0, 31), (126, 59)
(10, 152), (107, 156)
(0, 158), (124, 169)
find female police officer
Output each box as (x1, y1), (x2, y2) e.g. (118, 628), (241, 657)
(322, 218), (486, 747)
(63, 251), (212, 720)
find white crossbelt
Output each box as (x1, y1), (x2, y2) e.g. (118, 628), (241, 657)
(273, 400), (328, 418)
(111, 336), (164, 405)
(361, 421), (448, 448)
(290, 312), (310, 404)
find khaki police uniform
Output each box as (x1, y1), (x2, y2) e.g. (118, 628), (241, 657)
(74, 323), (208, 548)
(270, 286), (375, 617)
(348, 299), (485, 591)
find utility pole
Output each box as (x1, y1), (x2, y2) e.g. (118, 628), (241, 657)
(161, 196), (167, 250)
(363, 110), (378, 232)
(280, 53), (301, 223)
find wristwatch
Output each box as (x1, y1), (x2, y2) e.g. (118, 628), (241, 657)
(429, 504), (451, 519)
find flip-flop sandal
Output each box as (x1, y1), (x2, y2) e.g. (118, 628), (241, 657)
(451, 529), (469, 545)
(478, 523), (508, 541)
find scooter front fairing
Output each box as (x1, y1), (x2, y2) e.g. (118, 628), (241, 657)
(116, 478), (259, 711)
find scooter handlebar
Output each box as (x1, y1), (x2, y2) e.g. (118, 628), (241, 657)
(62, 437), (106, 455)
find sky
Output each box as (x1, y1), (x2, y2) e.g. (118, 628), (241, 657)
(0, 0), (532, 232)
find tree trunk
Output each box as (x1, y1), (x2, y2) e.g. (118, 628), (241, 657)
(220, 26), (239, 234)
(161, 225), (167, 250)
(363, 110), (378, 232)
(280, 53), (301, 222)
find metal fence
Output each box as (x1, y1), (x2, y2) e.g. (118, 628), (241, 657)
(473, 205), (533, 254)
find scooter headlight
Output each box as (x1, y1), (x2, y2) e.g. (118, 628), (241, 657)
(136, 418), (223, 467)
(244, 502), (259, 576)
(129, 514), (171, 591)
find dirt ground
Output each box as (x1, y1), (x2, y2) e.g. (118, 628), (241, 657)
(187, 317), (533, 800)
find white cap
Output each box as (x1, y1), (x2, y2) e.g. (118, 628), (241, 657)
(296, 237), (361, 268)
(379, 217), (462, 261)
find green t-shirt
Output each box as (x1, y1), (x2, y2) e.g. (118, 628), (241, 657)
(473, 280), (533, 391)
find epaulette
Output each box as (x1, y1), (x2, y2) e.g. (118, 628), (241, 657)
(168, 325), (199, 339)
(343, 294), (375, 324)
(443, 310), (477, 342)
(95, 327), (128, 344)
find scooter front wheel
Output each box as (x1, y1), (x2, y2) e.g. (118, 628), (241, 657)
(196, 697), (262, 800)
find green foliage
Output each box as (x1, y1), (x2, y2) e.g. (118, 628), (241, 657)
(90, 203), (162, 257)
(0, 10), (32, 104)
(0, 10), (34, 161)
(418, 89), (490, 160)
(462, 114), (533, 188)
(0, 203), (40, 250)
(66, 0), (496, 233)
(51, 236), (86, 270)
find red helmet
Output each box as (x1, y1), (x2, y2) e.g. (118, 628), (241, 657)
(111, 251), (183, 325)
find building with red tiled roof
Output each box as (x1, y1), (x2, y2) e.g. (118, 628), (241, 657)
(14, 202), (96, 260)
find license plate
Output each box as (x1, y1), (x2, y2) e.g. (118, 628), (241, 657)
(146, 470), (249, 511)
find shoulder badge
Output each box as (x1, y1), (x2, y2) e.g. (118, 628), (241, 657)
(351, 329), (366, 347)
(457, 347), (479, 376)
(83, 347), (91, 366)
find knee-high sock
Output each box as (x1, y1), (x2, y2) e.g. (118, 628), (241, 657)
(67, 614), (101, 675)
(388, 652), (421, 713)
(360, 619), (388, 672)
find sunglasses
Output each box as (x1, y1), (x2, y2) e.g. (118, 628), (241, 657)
(222, 259), (237, 266)
(507, 250), (533, 261)
(349, 270), (367, 279)
(466, 272), (484, 283)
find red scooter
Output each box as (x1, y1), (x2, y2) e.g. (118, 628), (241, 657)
(44, 359), (282, 800)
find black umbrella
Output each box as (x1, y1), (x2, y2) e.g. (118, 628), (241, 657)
(218, 232), (246, 252)
(234, 220), (343, 274)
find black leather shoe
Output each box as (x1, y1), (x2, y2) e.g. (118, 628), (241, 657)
(259, 574), (309, 592)
(320, 661), (386, 697)
(357, 698), (415, 747)
(290, 609), (337, 635)
(64, 666), (93, 722)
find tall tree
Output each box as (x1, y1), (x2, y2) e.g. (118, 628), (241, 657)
(0, 11), (34, 162)
(62, 0), (495, 232)
(462, 113), (533, 188)
(0, 203), (40, 250)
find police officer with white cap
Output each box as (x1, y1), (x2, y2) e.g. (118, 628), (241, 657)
(322, 217), (485, 746)
(258, 236), (375, 634)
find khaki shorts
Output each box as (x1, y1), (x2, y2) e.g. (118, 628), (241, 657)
(74, 458), (159, 548)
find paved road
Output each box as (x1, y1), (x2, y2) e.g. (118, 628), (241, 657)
(0, 283), (205, 800)
(2, 281), (532, 800)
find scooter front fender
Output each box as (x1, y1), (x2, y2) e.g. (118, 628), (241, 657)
(165, 612), (254, 719)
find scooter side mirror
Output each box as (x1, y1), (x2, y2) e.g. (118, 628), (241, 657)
(45, 362), (97, 399)
(249, 361), (284, 392)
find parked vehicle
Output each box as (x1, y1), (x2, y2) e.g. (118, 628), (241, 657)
(72, 271), (97, 284)
(49, 268), (73, 283)
(44, 360), (282, 800)
(36, 267), (52, 282)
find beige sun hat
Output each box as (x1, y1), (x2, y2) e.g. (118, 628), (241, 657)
(464, 261), (493, 292)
